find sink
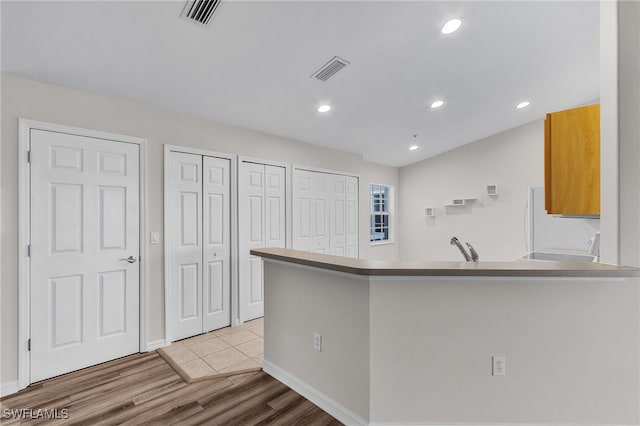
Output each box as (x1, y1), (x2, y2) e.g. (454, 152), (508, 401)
(521, 252), (597, 263)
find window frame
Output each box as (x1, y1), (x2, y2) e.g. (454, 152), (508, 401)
(369, 183), (393, 245)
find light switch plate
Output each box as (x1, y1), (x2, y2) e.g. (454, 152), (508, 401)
(313, 333), (322, 352)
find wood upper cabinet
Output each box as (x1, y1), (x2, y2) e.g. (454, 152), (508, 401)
(544, 103), (600, 216)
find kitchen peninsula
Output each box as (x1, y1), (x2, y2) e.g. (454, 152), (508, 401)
(251, 248), (640, 426)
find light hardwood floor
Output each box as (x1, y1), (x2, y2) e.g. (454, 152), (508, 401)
(0, 352), (342, 425)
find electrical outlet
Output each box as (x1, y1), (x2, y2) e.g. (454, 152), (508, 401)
(492, 356), (506, 376)
(313, 333), (322, 352)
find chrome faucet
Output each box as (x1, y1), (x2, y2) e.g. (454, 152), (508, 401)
(466, 242), (479, 262)
(450, 237), (471, 262)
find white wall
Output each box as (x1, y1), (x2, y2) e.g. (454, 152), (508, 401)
(616, 0), (640, 268)
(599, 0), (619, 265)
(370, 276), (640, 424)
(263, 262), (370, 423)
(600, 0), (640, 268)
(398, 120), (544, 262)
(0, 74), (397, 387)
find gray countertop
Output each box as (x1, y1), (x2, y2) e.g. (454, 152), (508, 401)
(250, 247), (640, 278)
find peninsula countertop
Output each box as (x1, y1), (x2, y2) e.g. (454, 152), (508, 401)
(250, 247), (640, 278)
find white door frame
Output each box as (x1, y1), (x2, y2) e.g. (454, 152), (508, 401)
(163, 145), (237, 345)
(292, 164), (359, 180)
(17, 118), (148, 391)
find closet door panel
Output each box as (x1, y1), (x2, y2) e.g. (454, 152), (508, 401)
(345, 176), (359, 258)
(265, 165), (286, 248)
(169, 152), (203, 340)
(311, 173), (330, 253)
(293, 171), (314, 252)
(293, 169), (356, 257)
(239, 161), (286, 322)
(330, 175), (347, 256)
(202, 156), (231, 332)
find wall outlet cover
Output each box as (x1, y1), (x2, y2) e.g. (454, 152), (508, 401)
(492, 356), (506, 376)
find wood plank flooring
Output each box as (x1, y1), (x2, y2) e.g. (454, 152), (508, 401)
(0, 352), (342, 425)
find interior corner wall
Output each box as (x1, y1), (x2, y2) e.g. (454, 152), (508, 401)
(599, 0), (620, 266)
(0, 74), (397, 388)
(398, 120), (544, 262)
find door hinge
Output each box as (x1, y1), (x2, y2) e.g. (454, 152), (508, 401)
(27, 150), (31, 163)
(27, 245), (31, 257)
(28, 339), (31, 351)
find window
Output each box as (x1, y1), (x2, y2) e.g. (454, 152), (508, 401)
(370, 184), (391, 243)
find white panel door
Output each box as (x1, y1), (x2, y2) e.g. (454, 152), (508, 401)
(202, 156), (231, 331)
(345, 176), (359, 258)
(292, 170), (314, 252)
(30, 129), (140, 383)
(169, 152), (203, 340)
(239, 162), (265, 323)
(239, 162), (286, 322)
(265, 166), (286, 250)
(311, 173), (331, 254)
(330, 175), (347, 256)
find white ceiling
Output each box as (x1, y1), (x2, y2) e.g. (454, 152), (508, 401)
(1, 1), (599, 167)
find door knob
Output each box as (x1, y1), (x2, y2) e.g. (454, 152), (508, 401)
(120, 255), (137, 264)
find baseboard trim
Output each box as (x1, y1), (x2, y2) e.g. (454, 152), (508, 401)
(145, 339), (167, 352)
(1, 380), (19, 398)
(262, 359), (368, 426)
(260, 361), (635, 426)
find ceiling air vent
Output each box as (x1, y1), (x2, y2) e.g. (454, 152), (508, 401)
(311, 56), (351, 82)
(182, 0), (221, 26)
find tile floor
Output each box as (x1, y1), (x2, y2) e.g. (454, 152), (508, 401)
(158, 318), (264, 383)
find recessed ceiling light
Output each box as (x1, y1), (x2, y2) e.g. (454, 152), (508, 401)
(409, 145), (419, 151)
(516, 101), (530, 109)
(317, 104), (332, 113)
(442, 19), (462, 34)
(430, 100), (444, 109)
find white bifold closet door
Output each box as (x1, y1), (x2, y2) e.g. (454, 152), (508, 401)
(168, 152), (231, 341)
(239, 162), (286, 322)
(344, 176), (359, 258)
(294, 170), (329, 253)
(329, 174), (359, 257)
(293, 169), (358, 257)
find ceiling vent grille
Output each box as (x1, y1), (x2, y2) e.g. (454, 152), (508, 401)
(311, 56), (351, 82)
(182, 0), (221, 26)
